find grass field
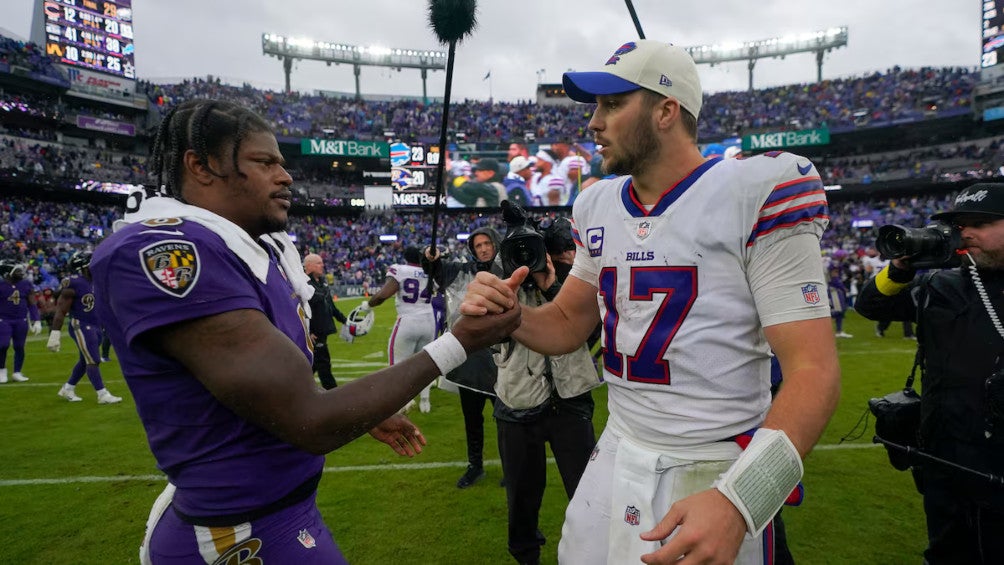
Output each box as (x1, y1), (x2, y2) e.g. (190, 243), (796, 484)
(0, 300), (928, 564)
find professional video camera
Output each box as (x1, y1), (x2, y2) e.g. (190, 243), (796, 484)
(498, 200), (548, 277)
(875, 221), (962, 269)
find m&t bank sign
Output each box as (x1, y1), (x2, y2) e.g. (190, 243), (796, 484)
(301, 138), (388, 157)
(742, 128), (830, 151)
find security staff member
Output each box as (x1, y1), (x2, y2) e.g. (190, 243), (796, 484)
(304, 253), (347, 389)
(856, 183), (1004, 564)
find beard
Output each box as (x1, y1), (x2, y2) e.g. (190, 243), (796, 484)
(970, 247), (1004, 270)
(602, 111), (661, 177)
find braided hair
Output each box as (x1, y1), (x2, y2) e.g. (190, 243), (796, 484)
(148, 99), (273, 200)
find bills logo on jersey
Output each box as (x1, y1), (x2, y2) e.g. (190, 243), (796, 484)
(139, 240), (200, 298)
(801, 283), (821, 305)
(636, 220), (652, 240)
(297, 529), (317, 549)
(624, 505), (641, 526)
(586, 227), (605, 257)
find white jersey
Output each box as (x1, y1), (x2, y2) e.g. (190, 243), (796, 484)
(569, 152), (830, 450)
(386, 263), (436, 366)
(386, 263), (434, 319)
(532, 172), (566, 206)
(557, 154), (589, 200)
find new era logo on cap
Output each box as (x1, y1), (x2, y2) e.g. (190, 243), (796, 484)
(562, 40), (703, 119)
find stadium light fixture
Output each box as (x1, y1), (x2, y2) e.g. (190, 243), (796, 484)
(685, 26), (848, 91)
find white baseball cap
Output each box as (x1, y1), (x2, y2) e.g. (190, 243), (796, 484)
(509, 155), (532, 173)
(562, 40), (703, 119)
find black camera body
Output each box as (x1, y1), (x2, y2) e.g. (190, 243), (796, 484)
(876, 222), (962, 269)
(499, 200), (548, 277)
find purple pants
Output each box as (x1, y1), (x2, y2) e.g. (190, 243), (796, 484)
(148, 492), (349, 564)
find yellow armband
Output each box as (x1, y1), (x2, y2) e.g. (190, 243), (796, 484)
(874, 266), (910, 296)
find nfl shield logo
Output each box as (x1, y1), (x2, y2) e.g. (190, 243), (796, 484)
(297, 529), (316, 549)
(624, 505), (641, 526)
(801, 283), (821, 305)
(636, 220), (652, 240)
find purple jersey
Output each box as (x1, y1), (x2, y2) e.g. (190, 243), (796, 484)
(90, 219), (322, 520)
(0, 279), (35, 321)
(64, 275), (101, 325)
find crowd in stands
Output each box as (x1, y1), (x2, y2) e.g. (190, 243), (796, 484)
(0, 35), (67, 83)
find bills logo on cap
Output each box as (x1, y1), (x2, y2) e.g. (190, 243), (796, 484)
(605, 42), (638, 66)
(801, 283), (821, 305)
(624, 505), (641, 526)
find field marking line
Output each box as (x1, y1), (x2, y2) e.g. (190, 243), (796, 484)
(0, 443), (881, 487)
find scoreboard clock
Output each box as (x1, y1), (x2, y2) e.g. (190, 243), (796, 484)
(42, 0), (135, 79)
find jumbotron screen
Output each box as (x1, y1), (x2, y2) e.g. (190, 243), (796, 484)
(41, 0), (135, 79)
(983, 0), (1004, 68)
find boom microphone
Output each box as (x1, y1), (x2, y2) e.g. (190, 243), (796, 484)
(426, 0), (478, 263)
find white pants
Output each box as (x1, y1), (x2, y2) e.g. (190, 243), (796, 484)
(558, 429), (775, 564)
(388, 314), (437, 403)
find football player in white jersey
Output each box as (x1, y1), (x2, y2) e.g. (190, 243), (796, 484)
(460, 40), (840, 565)
(362, 247), (438, 413)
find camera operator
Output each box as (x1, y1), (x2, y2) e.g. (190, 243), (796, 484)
(856, 183), (1004, 564)
(494, 204), (603, 565)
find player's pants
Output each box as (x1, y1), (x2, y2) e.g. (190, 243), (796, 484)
(68, 319), (102, 365)
(143, 485), (348, 564)
(387, 313), (437, 364)
(558, 429), (776, 565)
(0, 318), (28, 349)
(389, 314), (437, 403)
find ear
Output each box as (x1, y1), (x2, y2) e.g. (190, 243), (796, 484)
(182, 149), (218, 187)
(653, 96), (681, 131)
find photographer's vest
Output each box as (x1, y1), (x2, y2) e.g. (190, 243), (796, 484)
(493, 286), (602, 410)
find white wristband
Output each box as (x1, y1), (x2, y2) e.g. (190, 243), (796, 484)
(715, 428), (803, 536)
(422, 332), (467, 374)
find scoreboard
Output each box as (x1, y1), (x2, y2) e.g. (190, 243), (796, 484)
(41, 0), (135, 79)
(983, 0), (1004, 69)
(389, 141), (446, 207)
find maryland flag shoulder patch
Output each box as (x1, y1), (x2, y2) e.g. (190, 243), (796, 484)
(138, 239), (200, 297)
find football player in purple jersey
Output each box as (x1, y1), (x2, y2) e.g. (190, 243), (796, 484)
(47, 251), (122, 404)
(89, 99), (518, 564)
(0, 261), (42, 383)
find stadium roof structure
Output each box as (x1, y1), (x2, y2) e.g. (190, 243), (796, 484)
(262, 33), (447, 101)
(685, 26), (848, 92)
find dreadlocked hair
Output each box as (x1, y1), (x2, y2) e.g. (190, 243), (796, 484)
(148, 99), (272, 199)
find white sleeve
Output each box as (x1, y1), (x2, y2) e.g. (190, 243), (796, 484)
(748, 232), (831, 327)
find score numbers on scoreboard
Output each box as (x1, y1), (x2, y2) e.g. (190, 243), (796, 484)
(983, 0), (1004, 68)
(42, 0), (136, 79)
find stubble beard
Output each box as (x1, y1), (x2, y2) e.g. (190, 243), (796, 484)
(602, 111), (661, 178)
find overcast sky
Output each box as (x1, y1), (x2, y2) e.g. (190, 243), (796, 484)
(5, 0), (983, 102)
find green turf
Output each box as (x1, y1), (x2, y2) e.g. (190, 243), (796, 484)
(0, 304), (927, 564)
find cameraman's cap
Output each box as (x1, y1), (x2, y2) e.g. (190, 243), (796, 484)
(472, 158), (499, 172)
(562, 40), (703, 119)
(932, 183), (1004, 223)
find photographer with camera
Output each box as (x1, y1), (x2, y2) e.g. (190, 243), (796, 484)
(494, 202), (602, 565)
(856, 182), (1004, 564)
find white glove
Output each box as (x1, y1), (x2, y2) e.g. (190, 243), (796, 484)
(30, 320), (42, 335)
(357, 301), (372, 313)
(46, 330), (61, 352)
(339, 324), (355, 343)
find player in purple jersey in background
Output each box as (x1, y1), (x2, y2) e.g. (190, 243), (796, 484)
(88, 99), (518, 565)
(47, 251), (122, 404)
(0, 261), (42, 383)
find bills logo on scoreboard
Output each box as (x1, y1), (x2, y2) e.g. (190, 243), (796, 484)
(801, 283), (821, 305)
